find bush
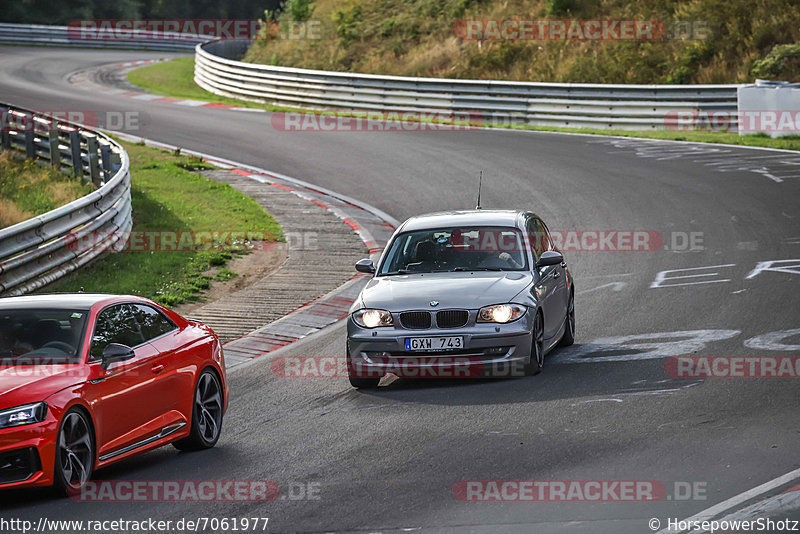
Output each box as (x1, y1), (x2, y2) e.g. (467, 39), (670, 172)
(334, 5), (362, 46)
(547, 0), (575, 16)
(284, 0), (315, 22)
(751, 43), (800, 80)
(666, 42), (716, 84)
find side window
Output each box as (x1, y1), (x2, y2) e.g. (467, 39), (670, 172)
(536, 220), (554, 253)
(131, 304), (177, 342)
(89, 304), (145, 361)
(526, 218), (549, 260)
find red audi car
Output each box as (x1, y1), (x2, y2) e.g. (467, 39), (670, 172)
(0, 294), (228, 493)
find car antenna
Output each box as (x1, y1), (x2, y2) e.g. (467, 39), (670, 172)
(475, 170), (483, 210)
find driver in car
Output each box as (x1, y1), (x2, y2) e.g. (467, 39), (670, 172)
(473, 230), (524, 269)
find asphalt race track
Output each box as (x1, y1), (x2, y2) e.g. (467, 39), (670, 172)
(1, 46), (799, 533)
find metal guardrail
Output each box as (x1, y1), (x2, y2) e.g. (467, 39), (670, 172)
(0, 22), (208, 51)
(0, 103), (132, 296)
(196, 40), (742, 130)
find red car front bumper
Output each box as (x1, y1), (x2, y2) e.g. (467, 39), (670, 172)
(0, 415), (59, 489)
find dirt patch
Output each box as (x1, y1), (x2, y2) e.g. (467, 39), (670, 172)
(47, 182), (83, 205)
(173, 241), (288, 316)
(0, 199), (34, 228)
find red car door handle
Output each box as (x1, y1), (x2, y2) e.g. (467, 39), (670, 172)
(152, 364), (165, 373)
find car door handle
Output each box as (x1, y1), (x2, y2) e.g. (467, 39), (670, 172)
(152, 364), (165, 374)
(553, 271), (560, 278)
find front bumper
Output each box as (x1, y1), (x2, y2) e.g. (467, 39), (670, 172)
(0, 418), (58, 489)
(347, 311), (534, 378)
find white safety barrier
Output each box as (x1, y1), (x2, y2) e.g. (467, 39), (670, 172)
(195, 39), (741, 131)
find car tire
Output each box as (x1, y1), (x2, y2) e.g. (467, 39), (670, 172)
(347, 341), (380, 389)
(53, 408), (95, 496)
(559, 290), (575, 347)
(525, 311), (544, 376)
(173, 369), (224, 451)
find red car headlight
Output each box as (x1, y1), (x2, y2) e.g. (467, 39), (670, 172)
(0, 402), (48, 429)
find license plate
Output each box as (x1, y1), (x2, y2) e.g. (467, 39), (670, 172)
(405, 336), (464, 351)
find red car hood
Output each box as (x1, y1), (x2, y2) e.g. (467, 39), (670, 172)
(0, 365), (89, 410)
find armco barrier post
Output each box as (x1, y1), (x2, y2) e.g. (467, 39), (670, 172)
(69, 129), (82, 178)
(86, 135), (101, 186)
(48, 128), (61, 171)
(24, 128), (35, 159)
(0, 107), (9, 149)
(110, 150), (121, 173)
(100, 144), (111, 181)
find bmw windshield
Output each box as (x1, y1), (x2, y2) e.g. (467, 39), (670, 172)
(378, 226), (529, 275)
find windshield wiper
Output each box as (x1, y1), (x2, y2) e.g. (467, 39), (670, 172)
(463, 267), (503, 271)
(379, 269), (412, 276)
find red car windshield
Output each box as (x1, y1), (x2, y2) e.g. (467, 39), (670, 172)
(0, 308), (89, 365)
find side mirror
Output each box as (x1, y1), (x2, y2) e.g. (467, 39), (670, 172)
(355, 258), (376, 274)
(101, 343), (135, 370)
(536, 250), (564, 268)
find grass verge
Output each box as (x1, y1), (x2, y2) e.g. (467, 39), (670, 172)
(247, 0), (800, 85)
(128, 58), (800, 152)
(127, 57), (281, 110)
(0, 151), (95, 229)
(44, 140), (284, 307)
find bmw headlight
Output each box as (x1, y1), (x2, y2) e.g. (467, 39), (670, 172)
(352, 309), (394, 328)
(477, 304), (526, 324)
(0, 402), (48, 429)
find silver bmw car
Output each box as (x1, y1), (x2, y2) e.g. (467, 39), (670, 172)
(346, 209), (575, 388)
